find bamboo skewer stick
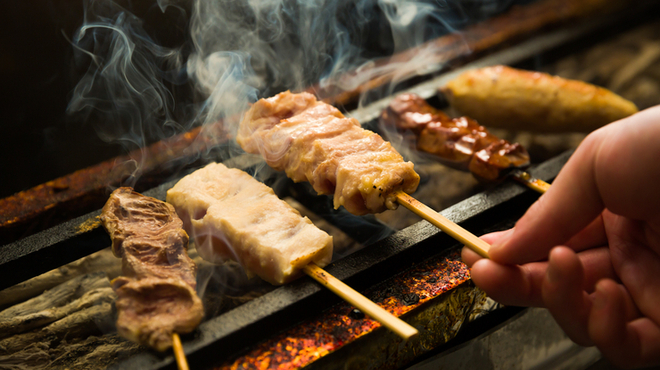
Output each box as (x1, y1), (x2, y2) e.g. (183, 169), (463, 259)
(303, 263), (418, 340)
(172, 333), (190, 370)
(394, 191), (491, 258)
(510, 170), (551, 194)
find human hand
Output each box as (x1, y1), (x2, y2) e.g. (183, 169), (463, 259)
(462, 105), (660, 368)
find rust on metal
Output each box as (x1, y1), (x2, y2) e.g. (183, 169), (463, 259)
(217, 250), (473, 370)
(0, 0), (624, 243)
(74, 216), (102, 235)
(0, 123), (228, 244)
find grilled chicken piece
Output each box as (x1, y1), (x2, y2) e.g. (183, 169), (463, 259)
(442, 65), (638, 132)
(380, 93), (530, 182)
(237, 91), (420, 215)
(166, 162), (333, 285)
(100, 188), (203, 352)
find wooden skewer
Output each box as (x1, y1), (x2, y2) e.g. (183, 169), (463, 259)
(303, 263), (418, 340)
(510, 170), (551, 194)
(394, 191), (491, 258)
(172, 333), (190, 370)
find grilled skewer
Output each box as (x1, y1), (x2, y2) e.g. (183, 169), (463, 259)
(237, 91), (494, 258)
(379, 93), (550, 194)
(442, 65), (638, 133)
(100, 188), (201, 368)
(167, 162), (418, 339)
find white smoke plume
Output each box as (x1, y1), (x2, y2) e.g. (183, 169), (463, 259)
(68, 0), (522, 163)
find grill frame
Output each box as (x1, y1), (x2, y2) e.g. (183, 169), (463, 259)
(119, 151), (566, 369)
(4, 1), (660, 368)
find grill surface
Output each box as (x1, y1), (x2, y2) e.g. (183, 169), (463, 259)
(3, 1), (660, 369)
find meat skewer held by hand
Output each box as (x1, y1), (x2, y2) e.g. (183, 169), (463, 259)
(442, 65), (638, 133)
(100, 187), (203, 364)
(167, 162), (417, 339)
(380, 93), (550, 193)
(237, 91), (421, 215)
(238, 91), (491, 258)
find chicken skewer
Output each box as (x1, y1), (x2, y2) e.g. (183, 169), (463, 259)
(100, 188), (203, 369)
(442, 65), (638, 133)
(379, 93), (550, 194)
(237, 91), (492, 258)
(167, 162), (418, 339)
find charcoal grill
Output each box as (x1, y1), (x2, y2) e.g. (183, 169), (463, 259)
(2, 0), (660, 369)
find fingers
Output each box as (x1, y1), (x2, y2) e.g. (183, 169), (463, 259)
(463, 229), (616, 309)
(492, 106), (660, 266)
(461, 230), (510, 267)
(563, 213), (607, 252)
(602, 215), (660, 329)
(469, 258), (546, 307)
(589, 279), (660, 369)
(541, 247), (593, 345)
(489, 133), (606, 264)
(463, 229), (546, 307)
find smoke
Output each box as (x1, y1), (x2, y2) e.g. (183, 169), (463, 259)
(68, 0), (524, 164)
(66, 0), (528, 292)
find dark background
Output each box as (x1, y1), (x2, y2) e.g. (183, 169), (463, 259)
(0, 0), (536, 199)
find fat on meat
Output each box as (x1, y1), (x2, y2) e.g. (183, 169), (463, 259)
(237, 91), (420, 215)
(166, 162), (333, 285)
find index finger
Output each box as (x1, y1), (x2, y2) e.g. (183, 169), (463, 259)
(491, 105), (660, 265)
(489, 132), (606, 264)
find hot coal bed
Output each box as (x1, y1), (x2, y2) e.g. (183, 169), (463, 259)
(2, 1), (660, 369)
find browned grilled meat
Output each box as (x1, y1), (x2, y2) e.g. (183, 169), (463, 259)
(379, 93), (530, 182)
(237, 91), (420, 215)
(100, 187), (203, 352)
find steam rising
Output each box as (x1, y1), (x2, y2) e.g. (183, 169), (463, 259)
(66, 0), (524, 289)
(69, 0), (521, 163)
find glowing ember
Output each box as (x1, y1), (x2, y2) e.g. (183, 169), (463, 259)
(217, 250), (470, 370)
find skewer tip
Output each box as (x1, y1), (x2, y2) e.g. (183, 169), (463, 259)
(172, 333), (190, 370)
(303, 263), (418, 340)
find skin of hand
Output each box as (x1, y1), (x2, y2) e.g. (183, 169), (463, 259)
(462, 105), (660, 369)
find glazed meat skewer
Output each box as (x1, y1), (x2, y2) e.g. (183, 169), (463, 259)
(237, 91), (491, 258)
(380, 93), (550, 193)
(100, 188), (203, 368)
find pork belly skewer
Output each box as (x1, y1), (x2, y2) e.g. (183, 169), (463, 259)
(100, 188), (203, 369)
(237, 91), (491, 258)
(166, 162), (418, 339)
(379, 93), (551, 194)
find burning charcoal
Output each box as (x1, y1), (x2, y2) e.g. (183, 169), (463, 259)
(402, 293), (420, 306)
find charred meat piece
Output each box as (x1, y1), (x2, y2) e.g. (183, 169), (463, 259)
(100, 187), (203, 351)
(380, 93), (530, 182)
(237, 91), (420, 215)
(379, 92), (451, 134)
(166, 162), (333, 285)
